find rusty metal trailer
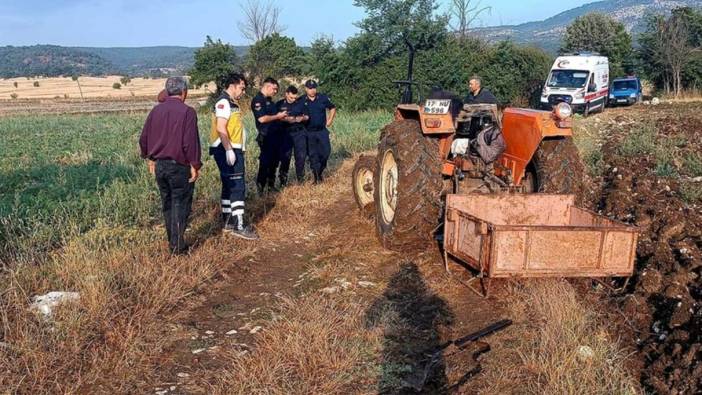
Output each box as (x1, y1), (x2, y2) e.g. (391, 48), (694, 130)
(444, 194), (638, 296)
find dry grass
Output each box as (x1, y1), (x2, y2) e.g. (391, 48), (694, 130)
(0, 218), (231, 392)
(0, 75), (211, 100)
(209, 295), (382, 395)
(476, 279), (640, 395)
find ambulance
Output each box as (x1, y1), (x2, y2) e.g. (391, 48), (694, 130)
(540, 53), (609, 116)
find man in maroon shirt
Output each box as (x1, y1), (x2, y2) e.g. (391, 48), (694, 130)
(140, 77), (202, 254)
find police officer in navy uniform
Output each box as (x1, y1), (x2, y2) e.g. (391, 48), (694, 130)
(276, 85), (309, 185)
(251, 77), (287, 195)
(303, 79), (336, 183)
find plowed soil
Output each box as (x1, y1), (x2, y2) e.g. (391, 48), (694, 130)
(580, 103), (702, 394)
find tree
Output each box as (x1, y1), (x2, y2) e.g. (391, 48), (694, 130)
(120, 76), (131, 86)
(354, 0), (448, 102)
(238, 0), (286, 43)
(189, 36), (239, 89)
(71, 74), (84, 100)
(354, 0), (447, 58)
(640, 8), (702, 97)
(244, 33), (307, 85)
(561, 13), (632, 77)
(448, 0), (491, 39)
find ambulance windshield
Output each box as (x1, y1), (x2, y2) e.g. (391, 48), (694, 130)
(547, 70), (589, 89)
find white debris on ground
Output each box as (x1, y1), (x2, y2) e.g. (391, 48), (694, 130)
(577, 345), (595, 361)
(358, 281), (376, 288)
(30, 291), (80, 318)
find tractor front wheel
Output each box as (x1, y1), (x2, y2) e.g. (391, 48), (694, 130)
(531, 136), (585, 202)
(352, 155), (376, 218)
(374, 120), (443, 251)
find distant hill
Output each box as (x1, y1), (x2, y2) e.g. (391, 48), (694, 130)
(0, 45), (113, 78)
(0, 45), (249, 78)
(472, 0), (701, 53)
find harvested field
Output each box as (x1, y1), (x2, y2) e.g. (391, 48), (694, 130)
(0, 76), (211, 100)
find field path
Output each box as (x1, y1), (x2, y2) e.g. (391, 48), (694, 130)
(145, 159), (507, 394)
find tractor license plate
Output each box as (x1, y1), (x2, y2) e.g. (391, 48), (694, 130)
(424, 99), (451, 114)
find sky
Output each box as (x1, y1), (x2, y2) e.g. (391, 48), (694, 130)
(0, 0), (594, 47)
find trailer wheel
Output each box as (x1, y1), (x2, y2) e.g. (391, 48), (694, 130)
(374, 119), (443, 251)
(531, 136), (585, 203)
(352, 155), (376, 218)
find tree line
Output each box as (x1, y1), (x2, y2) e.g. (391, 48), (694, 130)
(193, 1), (701, 110)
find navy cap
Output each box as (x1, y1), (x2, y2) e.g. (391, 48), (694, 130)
(304, 79), (318, 89)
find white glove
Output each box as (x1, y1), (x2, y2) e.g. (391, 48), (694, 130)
(226, 149), (236, 166)
(451, 138), (470, 155)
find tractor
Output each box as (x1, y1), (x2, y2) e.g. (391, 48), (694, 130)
(352, 89), (638, 296)
(352, 97), (584, 251)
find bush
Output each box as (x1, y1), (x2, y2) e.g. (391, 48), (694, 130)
(112, 82), (121, 89)
(33, 81), (39, 87)
(13, 81), (18, 88)
(120, 76), (131, 86)
(10, 93), (18, 99)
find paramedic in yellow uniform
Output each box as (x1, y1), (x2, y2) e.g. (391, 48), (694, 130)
(209, 73), (258, 240)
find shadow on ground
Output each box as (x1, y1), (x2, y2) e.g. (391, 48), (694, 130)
(366, 261), (454, 394)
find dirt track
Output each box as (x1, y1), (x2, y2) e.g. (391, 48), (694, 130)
(139, 160), (507, 394)
(130, 103), (701, 393)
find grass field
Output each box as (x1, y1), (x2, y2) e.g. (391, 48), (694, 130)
(0, 110), (390, 263)
(0, 109), (390, 392)
(0, 105), (649, 393)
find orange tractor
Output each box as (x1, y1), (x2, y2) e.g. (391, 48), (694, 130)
(352, 97), (637, 295)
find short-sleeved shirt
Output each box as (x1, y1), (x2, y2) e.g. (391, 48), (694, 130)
(276, 97), (309, 131)
(209, 92), (246, 151)
(251, 92), (278, 136)
(463, 88), (498, 105)
(304, 94), (335, 131)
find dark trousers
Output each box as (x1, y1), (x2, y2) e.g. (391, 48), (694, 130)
(277, 130), (294, 184)
(155, 160), (194, 253)
(256, 132), (279, 187)
(307, 128), (331, 177)
(281, 125), (308, 182)
(211, 145), (246, 218)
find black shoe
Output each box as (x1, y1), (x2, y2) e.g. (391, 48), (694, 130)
(279, 177), (288, 188)
(223, 214), (259, 240)
(229, 226), (259, 240)
(223, 218), (238, 233)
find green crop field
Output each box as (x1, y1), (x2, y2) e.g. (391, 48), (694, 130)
(0, 110), (391, 265)
(0, 108), (390, 393)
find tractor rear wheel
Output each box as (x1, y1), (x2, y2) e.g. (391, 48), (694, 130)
(352, 155), (376, 218)
(374, 120), (443, 251)
(531, 136), (585, 202)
